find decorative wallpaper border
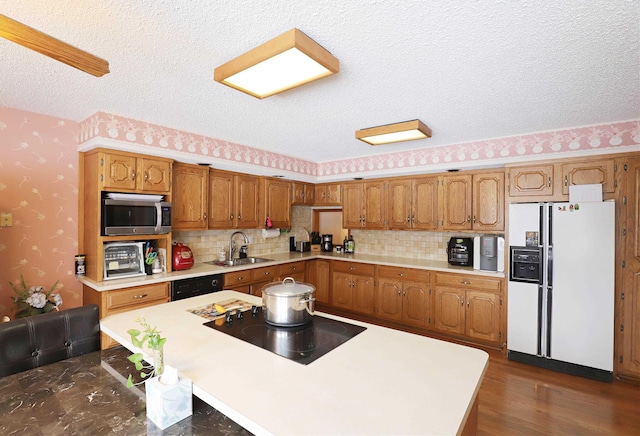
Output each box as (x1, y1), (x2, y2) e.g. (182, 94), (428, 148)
(79, 112), (640, 180)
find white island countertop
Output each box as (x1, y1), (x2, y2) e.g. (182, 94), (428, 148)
(100, 291), (488, 435)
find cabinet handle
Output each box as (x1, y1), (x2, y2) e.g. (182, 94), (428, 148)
(548, 177), (552, 187)
(291, 267), (297, 271)
(133, 294), (148, 299)
(411, 215), (415, 223)
(238, 214), (241, 220)
(237, 276), (244, 281)
(397, 290), (401, 296)
(349, 267), (356, 270)
(564, 175), (568, 186)
(203, 213), (207, 220)
(398, 273), (406, 277)
(467, 300), (470, 307)
(473, 215), (476, 223)
(407, 216), (411, 223)
(467, 215), (471, 223)
(461, 298), (464, 306)
(144, 172), (148, 181)
(264, 272), (270, 275)
(131, 171), (136, 181)
(461, 280), (471, 285)
(229, 214), (233, 221)
(402, 291), (406, 296)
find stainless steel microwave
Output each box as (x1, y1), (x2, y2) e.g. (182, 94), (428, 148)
(101, 194), (171, 236)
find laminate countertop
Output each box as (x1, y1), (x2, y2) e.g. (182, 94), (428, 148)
(100, 290), (489, 435)
(81, 251), (505, 292)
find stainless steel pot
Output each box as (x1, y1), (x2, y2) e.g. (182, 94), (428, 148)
(261, 277), (315, 326)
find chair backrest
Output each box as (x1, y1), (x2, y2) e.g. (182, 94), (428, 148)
(0, 304), (101, 377)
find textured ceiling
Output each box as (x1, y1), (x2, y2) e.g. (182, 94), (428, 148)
(1, 1), (638, 163)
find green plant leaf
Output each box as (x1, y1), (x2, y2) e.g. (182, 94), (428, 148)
(126, 374), (134, 388)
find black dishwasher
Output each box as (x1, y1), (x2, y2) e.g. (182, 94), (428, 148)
(171, 274), (223, 301)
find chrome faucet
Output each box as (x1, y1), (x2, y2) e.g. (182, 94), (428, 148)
(229, 231), (249, 260)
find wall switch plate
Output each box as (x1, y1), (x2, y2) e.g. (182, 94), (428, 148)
(0, 212), (12, 227)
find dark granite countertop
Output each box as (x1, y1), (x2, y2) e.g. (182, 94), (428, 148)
(0, 346), (252, 435)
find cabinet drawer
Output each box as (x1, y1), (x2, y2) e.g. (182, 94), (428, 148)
(377, 265), (429, 282)
(224, 270), (252, 286)
(435, 273), (501, 292)
(251, 266), (278, 281)
(332, 261), (375, 276)
(278, 261), (306, 277)
(105, 283), (169, 311)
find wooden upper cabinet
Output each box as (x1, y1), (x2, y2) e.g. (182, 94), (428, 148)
(100, 151), (171, 193)
(315, 183), (341, 205)
(388, 177), (439, 230)
(236, 174), (260, 228)
(209, 170), (259, 229)
(442, 175), (472, 230)
(363, 181), (386, 229)
(472, 171), (504, 231)
(292, 182), (315, 205)
(508, 164), (554, 197)
(342, 182), (386, 229)
(561, 159), (615, 194)
(263, 178), (291, 228)
(172, 163), (209, 230)
(443, 171), (504, 231)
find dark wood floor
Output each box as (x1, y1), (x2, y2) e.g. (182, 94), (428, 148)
(477, 349), (640, 435)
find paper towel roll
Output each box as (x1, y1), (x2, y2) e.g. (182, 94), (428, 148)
(262, 228), (280, 239)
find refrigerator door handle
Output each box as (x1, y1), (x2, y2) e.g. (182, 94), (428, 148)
(537, 284), (543, 356)
(546, 284), (553, 357)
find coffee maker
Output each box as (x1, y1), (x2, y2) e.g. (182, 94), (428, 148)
(321, 234), (333, 252)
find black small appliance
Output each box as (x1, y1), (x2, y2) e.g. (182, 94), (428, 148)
(447, 237), (474, 266)
(321, 234), (333, 252)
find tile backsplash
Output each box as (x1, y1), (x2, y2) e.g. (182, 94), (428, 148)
(175, 206), (491, 263)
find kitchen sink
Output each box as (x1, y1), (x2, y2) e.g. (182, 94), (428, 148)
(205, 257), (273, 267)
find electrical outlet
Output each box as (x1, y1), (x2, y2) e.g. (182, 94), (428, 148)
(0, 212), (13, 227)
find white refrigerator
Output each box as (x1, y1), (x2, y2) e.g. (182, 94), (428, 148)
(507, 201), (615, 381)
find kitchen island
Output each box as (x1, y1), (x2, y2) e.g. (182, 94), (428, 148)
(101, 290), (488, 435)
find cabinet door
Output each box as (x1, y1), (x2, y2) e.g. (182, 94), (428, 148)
(292, 183), (306, 205)
(102, 152), (137, 191)
(561, 159), (615, 194)
(402, 281), (429, 328)
(325, 183), (342, 205)
(472, 171), (504, 231)
(412, 176), (439, 230)
(377, 277), (403, 321)
(352, 274), (375, 314)
(434, 287), (465, 335)
(508, 165), (554, 197)
(208, 170), (234, 229)
(264, 179), (291, 228)
(236, 175), (260, 228)
(363, 181), (386, 229)
(172, 163), (208, 230)
(442, 175), (472, 230)
(387, 180), (412, 230)
(307, 260), (331, 304)
(332, 272), (353, 309)
(342, 183), (364, 228)
(466, 290), (500, 343)
(139, 158), (171, 192)
(620, 156), (640, 379)
(304, 184), (315, 205)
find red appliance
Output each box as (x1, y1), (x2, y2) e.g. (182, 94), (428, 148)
(172, 243), (194, 270)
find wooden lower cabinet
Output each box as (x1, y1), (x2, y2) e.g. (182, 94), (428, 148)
(223, 270), (252, 294)
(434, 273), (502, 345)
(306, 259), (331, 304)
(82, 282), (170, 349)
(331, 262), (375, 315)
(376, 266), (430, 328)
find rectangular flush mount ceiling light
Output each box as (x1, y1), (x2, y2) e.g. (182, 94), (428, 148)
(356, 120), (432, 145)
(214, 28), (339, 99)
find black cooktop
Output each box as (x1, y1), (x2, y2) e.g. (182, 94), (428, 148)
(203, 308), (366, 365)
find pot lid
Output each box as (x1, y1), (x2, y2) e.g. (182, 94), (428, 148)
(262, 277), (315, 296)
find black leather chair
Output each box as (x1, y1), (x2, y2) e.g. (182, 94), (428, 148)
(0, 304), (101, 377)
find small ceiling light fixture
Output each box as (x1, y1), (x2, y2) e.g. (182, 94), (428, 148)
(214, 28), (339, 99)
(0, 14), (109, 77)
(356, 119), (432, 146)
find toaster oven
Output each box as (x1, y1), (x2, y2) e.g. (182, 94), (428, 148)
(103, 242), (146, 280)
(447, 237), (474, 266)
